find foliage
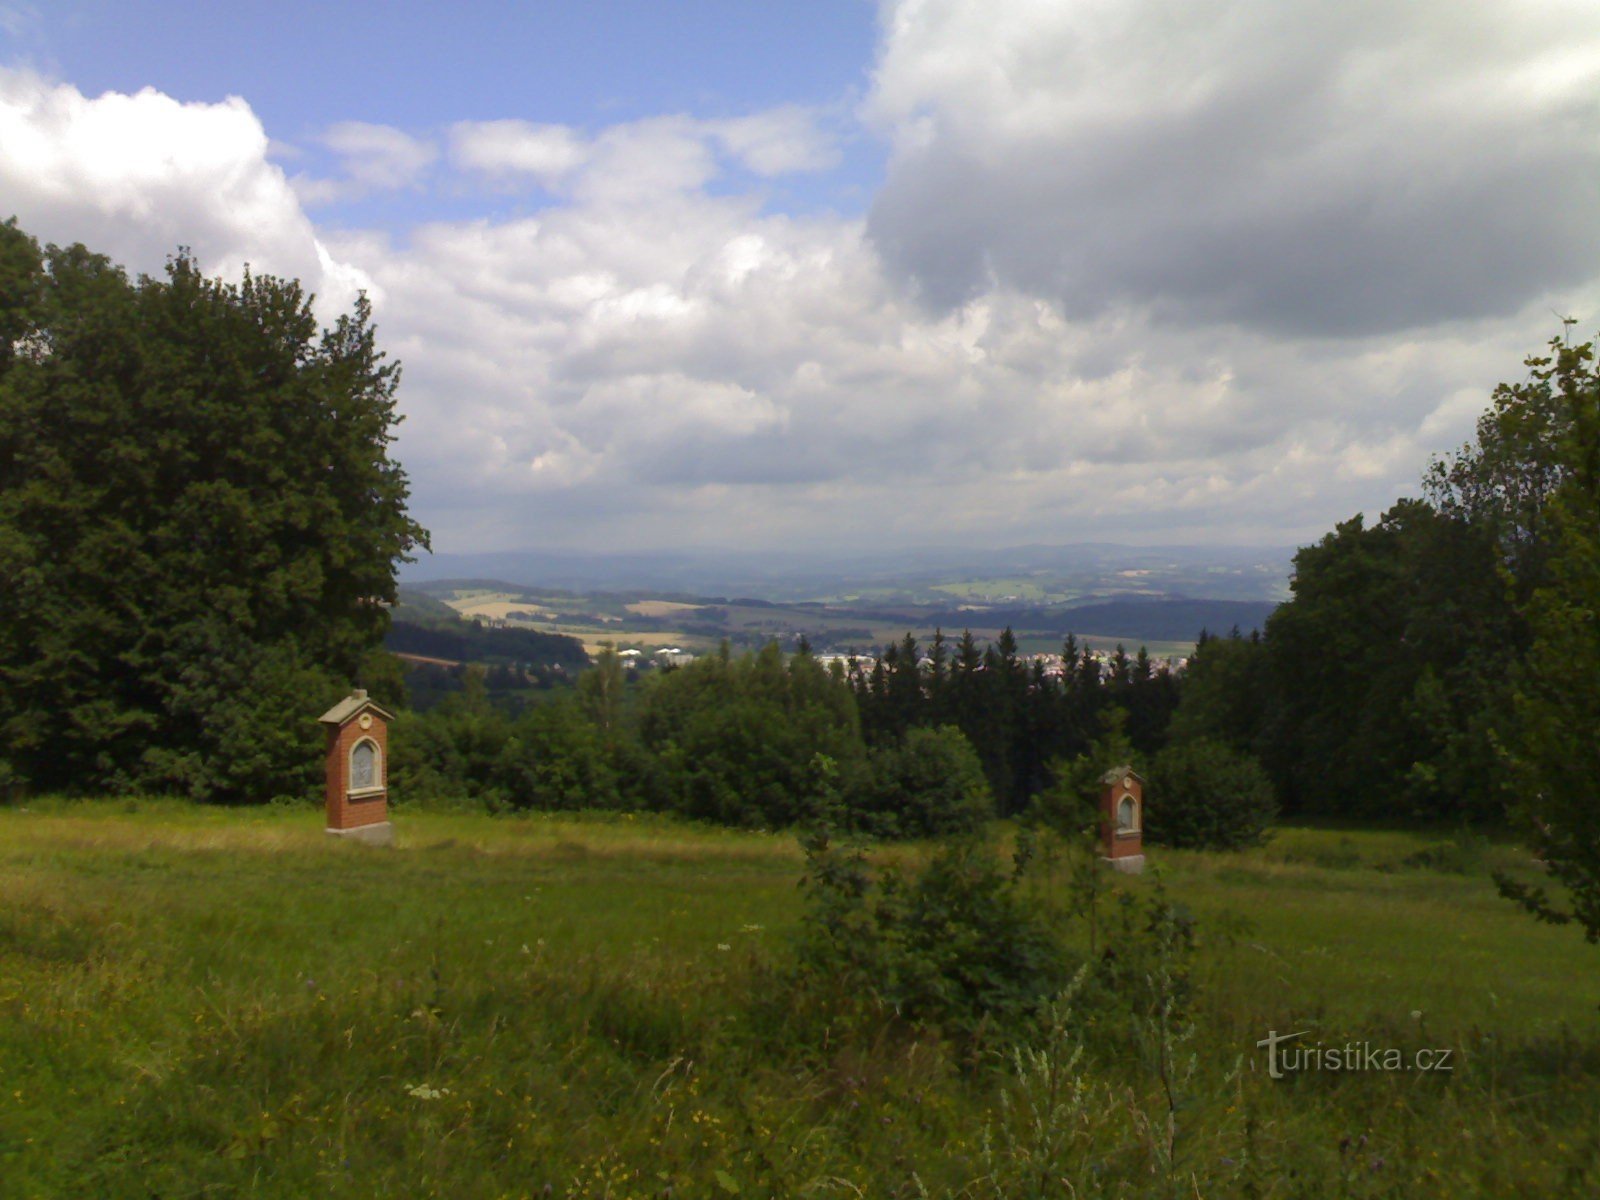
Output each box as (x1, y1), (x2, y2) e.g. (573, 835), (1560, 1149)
(137, 632), (346, 804)
(0, 219), (426, 801)
(1258, 500), (1519, 820)
(496, 696), (623, 812)
(638, 643), (869, 828)
(1146, 738), (1276, 851)
(385, 617), (587, 673)
(857, 724), (994, 838)
(387, 669), (510, 806)
(1029, 706), (1141, 838)
(1424, 327), (1577, 594)
(791, 831), (1074, 1046)
(852, 628), (1181, 817)
(1166, 627), (1270, 755)
(1496, 336), (1600, 941)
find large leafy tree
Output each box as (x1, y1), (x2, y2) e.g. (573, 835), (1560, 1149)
(1424, 330), (1576, 596)
(1496, 337), (1600, 940)
(1258, 499), (1518, 819)
(0, 220), (428, 800)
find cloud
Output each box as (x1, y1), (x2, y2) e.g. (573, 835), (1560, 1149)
(0, 69), (371, 312)
(293, 120), (437, 204)
(447, 106), (839, 203)
(864, 0), (1600, 336)
(327, 187), (1569, 554)
(449, 119), (588, 185)
(5, 50), (1595, 557)
(0, 3), (40, 39)
(708, 105), (840, 175)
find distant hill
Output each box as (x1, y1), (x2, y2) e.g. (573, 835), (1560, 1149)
(386, 588), (589, 670)
(390, 589), (463, 626)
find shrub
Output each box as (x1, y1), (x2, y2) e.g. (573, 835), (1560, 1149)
(1146, 738), (1276, 850)
(496, 698), (622, 811)
(791, 832), (1074, 1046)
(856, 725), (994, 838)
(387, 671), (511, 806)
(638, 644), (869, 828)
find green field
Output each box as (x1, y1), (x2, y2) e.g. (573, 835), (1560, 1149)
(3, 804), (1597, 1197)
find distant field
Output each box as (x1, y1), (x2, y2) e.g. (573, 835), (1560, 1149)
(929, 578), (1057, 602)
(450, 598), (558, 621)
(3, 803), (1596, 1196)
(625, 600), (703, 617)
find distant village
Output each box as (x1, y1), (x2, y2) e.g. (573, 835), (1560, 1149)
(459, 611), (1192, 677)
(609, 645), (1190, 675)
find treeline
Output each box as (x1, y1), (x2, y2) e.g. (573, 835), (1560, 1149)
(1174, 505), (1517, 820)
(384, 619), (588, 673)
(1169, 334), (1599, 858)
(820, 331), (1600, 848)
(845, 630), (1179, 816)
(402, 660), (571, 712)
(393, 643), (993, 838)
(389, 627), (1204, 837)
(386, 587), (591, 671)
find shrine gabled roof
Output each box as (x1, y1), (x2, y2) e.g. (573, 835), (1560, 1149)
(318, 690), (395, 727)
(1100, 764), (1145, 785)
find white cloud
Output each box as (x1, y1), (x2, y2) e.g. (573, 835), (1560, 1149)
(0, 69), (370, 312)
(447, 106), (839, 203)
(293, 120), (437, 204)
(449, 119), (588, 185)
(4, 38), (1596, 556)
(708, 105), (840, 175)
(328, 188), (1571, 553)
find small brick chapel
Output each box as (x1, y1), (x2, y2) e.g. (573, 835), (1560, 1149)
(320, 689), (395, 845)
(1099, 765), (1145, 873)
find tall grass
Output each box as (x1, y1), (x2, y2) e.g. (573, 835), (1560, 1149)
(1, 802), (1597, 1197)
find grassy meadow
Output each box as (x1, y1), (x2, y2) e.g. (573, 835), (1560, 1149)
(2, 802), (1598, 1197)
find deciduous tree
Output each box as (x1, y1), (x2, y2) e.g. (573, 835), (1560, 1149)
(0, 221), (427, 800)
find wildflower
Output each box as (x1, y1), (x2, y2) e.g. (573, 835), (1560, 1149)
(717, 943), (731, 951)
(406, 1083), (449, 1100)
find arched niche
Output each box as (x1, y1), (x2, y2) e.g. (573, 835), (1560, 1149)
(349, 736), (383, 794)
(1116, 793), (1138, 833)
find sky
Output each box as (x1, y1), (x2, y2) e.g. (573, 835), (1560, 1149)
(2, 0), (1598, 556)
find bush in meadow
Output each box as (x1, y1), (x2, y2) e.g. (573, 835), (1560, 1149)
(856, 724), (995, 839)
(791, 832), (1074, 1046)
(1146, 738), (1276, 850)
